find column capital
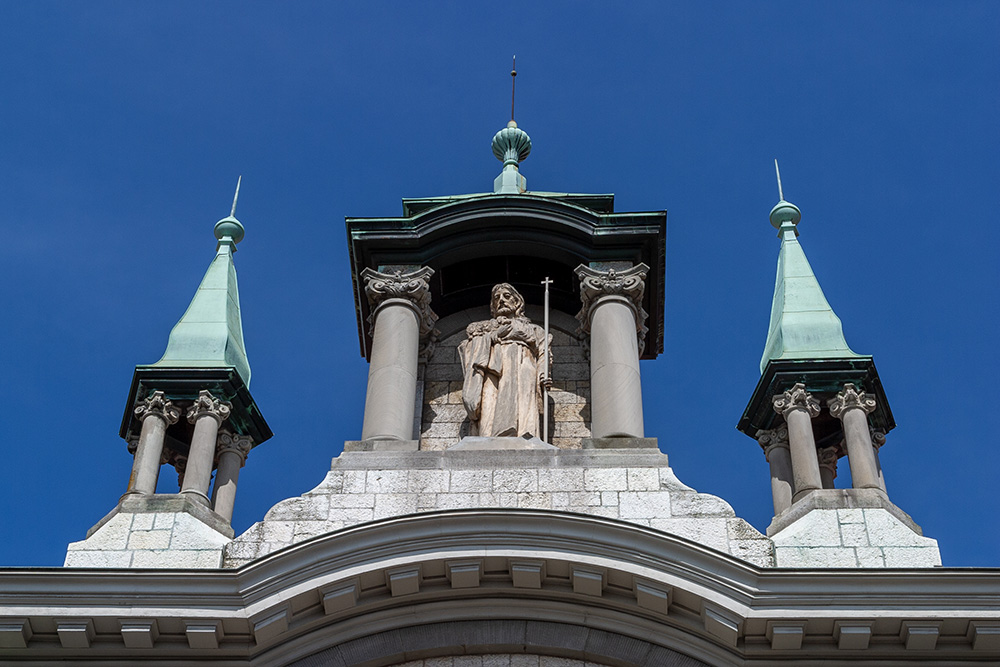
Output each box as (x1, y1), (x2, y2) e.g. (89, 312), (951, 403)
(361, 266), (438, 339)
(818, 445), (841, 477)
(870, 427), (887, 451)
(756, 425), (789, 459)
(828, 383), (876, 419)
(772, 383), (820, 418)
(134, 390), (181, 425)
(186, 390), (232, 425)
(215, 431), (253, 467)
(574, 263), (650, 354)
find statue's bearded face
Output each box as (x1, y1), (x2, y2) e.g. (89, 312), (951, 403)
(491, 283), (524, 318)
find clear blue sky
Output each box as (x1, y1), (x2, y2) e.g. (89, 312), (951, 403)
(1, 2), (997, 567)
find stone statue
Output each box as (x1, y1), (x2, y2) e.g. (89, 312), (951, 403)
(458, 283), (551, 438)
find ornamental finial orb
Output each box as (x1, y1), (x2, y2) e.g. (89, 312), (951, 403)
(769, 200), (801, 229)
(214, 215), (245, 244)
(492, 123), (532, 163)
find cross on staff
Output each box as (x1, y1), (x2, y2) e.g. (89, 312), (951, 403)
(541, 276), (552, 441)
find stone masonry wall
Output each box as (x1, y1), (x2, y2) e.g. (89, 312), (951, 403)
(420, 308), (590, 450)
(223, 449), (775, 569)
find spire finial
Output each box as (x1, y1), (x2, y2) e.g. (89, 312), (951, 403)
(230, 175), (242, 218)
(768, 159), (801, 230)
(774, 159), (784, 202)
(215, 177), (246, 248)
(510, 55), (517, 123)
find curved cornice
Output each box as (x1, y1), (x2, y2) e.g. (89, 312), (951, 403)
(2, 510), (999, 665)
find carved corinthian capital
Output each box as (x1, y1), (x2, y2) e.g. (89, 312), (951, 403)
(575, 263), (650, 354)
(361, 266), (439, 340)
(870, 427), (887, 451)
(772, 383), (821, 418)
(818, 445), (841, 475)
(215, 431), (253, 467)
(134, 390), (181, 425)
(186, 390), (232, 425)
(756, 425), (789, 459)
(828, 383), (877, 419)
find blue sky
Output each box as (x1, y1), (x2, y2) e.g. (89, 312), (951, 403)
(1, 2), (997, 567)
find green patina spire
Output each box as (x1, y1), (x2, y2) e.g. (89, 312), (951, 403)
(151, 178), (252, 386)
(759, 162), (862, 373)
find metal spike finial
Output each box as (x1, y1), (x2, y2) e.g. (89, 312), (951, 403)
(774, 159), (784, 202)
(510, 56), (517, 122)
(230, 175), (242, 218)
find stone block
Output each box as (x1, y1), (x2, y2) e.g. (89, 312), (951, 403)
(56, 620), (95, 648)
(322, 583), (358, 614)
(127, 530), (171, 550)
(626, 468), (659, 491)
(120, 620), (159, 648)
(447, 560), (482, 588)
(0, 619), (32, 648)
(366, 469), (409, 493)
(64, 550), (133, 568)
(619, 491), (671, 520)
(260, 521), (295, 544)
(511, 560), (545, 588)
(436, 493), (479, 509)
(338, 508), (375, 524)
(81, 513), (133, 551)
(420, 437), (453, 451)
(766, 621), (806, 650)
(132, 549), (224, 568)
(553, 403), (589, 422)
(373, 493), (418, 519)
(600, 491), (619, 506)
(253, 609), (289, 644)
(131, 513), (155, 531)
(387, 566), (421, 596)
(834, 621), (873, 650)
(152, 513), (176, 530)
(774, 546), (858, 568)
(863, 509), (936, 548)
(968, 622), (1000, 651)
(409, 469), (449, 493)
(328, 493), (376, 509)
(703, 605), (740, 647)
(840, 522), (869, 547)
(451, 470), (493, 492)
(477, 492), (516, 507)
(882, 546), (942, 568)
(651, 518), (730, 552)
(838, 508), (865, 524)
(342, 470), (367, 493)
(855, 547), (886, 567)
(901, 621), (941, 650)
(553, 422), (591, 438)
(537, 467), (584, 492)
(634, 580), (670, 614)
(582, 437), (657, 449)
(729, 538), (776, 568)
(551, 492), (569, 508)
(494, 469), (538, 493)
(670, 492), (735, 518)
(295, 520), (335, 541)
(517, 492), (551, 509)
(584, 468), (628, 491)
(771, 510), (842, 547)
(264, 495), (329, 521)
(185, 622), (222, 650)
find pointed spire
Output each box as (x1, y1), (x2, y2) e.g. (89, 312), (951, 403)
(151, 179), (251, 385)
(492, 58), (531, 194)
(759, 163), (862, 373)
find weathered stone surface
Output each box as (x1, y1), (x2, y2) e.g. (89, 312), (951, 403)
(225, 446), (774, 568)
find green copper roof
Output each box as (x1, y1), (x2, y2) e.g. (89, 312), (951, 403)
(149, 210), (251, 386)
(760, 200), (862, 373)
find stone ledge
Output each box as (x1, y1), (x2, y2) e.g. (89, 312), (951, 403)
(582, 437), (659, 450)
(86, 494), (234, 540)
(331, 446), (671, 470)
(767, 488), (921, 537)
(344, 439), (420, 452)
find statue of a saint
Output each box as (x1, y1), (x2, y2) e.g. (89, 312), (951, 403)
(458, 283), (551, 438)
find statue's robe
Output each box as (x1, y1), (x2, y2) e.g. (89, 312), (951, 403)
(458, 316), (548, 438)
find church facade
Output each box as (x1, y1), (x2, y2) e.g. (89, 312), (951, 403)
(1, 119), (998, 666)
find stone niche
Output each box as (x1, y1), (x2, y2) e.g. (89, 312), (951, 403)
(420, 306), (591, 450)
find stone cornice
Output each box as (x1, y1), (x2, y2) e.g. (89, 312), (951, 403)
(2, 510), (999, 664)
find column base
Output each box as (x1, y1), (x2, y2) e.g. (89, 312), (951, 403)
(582, 437), (658, 450)
(345, 439), (420, 452)
(768, 488), (921, 537)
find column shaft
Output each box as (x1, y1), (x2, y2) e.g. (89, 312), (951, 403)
(181, 415), (221, 504)
(129, 415), (167, 495)
(589, 297), (644, 438)
(361, 301), (420, 441)
(211, 450), (243, 522)
(766, 445), (793, 515)
(842, 409), (881, 489)
(786, 408), (823, 500)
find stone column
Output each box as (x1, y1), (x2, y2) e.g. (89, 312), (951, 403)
(575, 263), (650, 438)
(757, 425), (793, 515)
(181, 390), (232, 505)
(211, 432), (253, 522)
(359, 267), (437, 442)
(772, 383), (822, 502)
(126, 391), (181, 496)
(871, 427), (888, 491)
(818, 445), (840, 489)
(828, 383), (881, 490)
